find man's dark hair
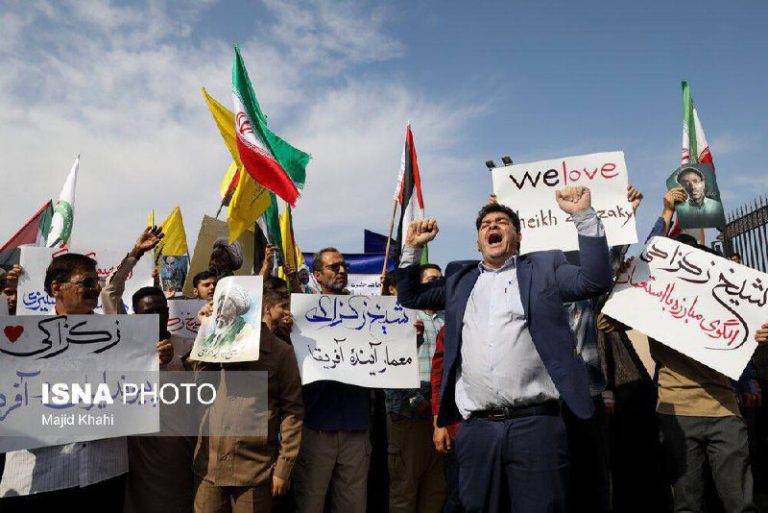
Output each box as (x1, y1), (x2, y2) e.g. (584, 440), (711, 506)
(44, 253), (97, 296)
(475, 203), (521, 232)
(420, 263), (442, 276)
(672, 233), (698, 247)
(312, 247), (342, 273)
(263, 276), (289, 307)
(192, 270), (217, 288)
(731, 252), (742, 260)
(382, 272), (397, 296)
(132, 286), (166, 312)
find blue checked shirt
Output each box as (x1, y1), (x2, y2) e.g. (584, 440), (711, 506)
(385, 310), (445, 418)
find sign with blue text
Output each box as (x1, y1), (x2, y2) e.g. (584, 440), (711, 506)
(291, 294), (419, 388)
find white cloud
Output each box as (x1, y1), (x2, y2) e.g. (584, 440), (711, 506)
(0, 0), (483, 265)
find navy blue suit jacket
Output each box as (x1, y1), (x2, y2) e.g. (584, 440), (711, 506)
(397, 234), (613, 425)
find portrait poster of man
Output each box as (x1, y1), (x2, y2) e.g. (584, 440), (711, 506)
(191, 275), (263, 362)
(666, 163), (726, 229)
(160, 255), (188, 293)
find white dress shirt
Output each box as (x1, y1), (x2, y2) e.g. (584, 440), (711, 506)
(400, 209), (604, 419)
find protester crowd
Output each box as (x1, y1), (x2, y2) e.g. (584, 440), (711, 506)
(1, 184), (768, 513)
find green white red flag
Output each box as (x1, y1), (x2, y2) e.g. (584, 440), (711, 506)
(681, 81), (714, 166)
(46, 155), (79, 248)
(231, 46), (310, 207)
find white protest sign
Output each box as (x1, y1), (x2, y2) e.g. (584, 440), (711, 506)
(167, 299), (206, 339)
(191, 276), (262, 362)
(602, 237), (766, 379)
(16, 247), (153, 315)
(291, 294), (419, 388)
(347, 274), (382, 296)
(492, 152), (638, 253)
(0, 314), (159, 452)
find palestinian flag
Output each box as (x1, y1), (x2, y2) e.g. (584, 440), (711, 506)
(0, 201), (53, 252)
(681, 81), (714, 166)
(46, 155), (79, 248)
(393, 124), (428, 263)
(232, 46), (310, 206)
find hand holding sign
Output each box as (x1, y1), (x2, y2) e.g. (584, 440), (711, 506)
(555, 186), (592, 215)
(406, 218), (439, 248)
(757, 323), (768, 345)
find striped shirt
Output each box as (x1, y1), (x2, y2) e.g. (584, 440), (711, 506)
(0, 438), (128, 496)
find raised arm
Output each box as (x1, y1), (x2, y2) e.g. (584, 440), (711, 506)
(552, 187), (612, 301)
(101, 226), (163, 314)
(396, 219), (446, 310)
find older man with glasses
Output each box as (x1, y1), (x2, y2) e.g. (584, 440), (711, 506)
(0, 240), (171, 513)
(293, 247), (373, 513)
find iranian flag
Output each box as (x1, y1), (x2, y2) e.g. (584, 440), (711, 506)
(232, 46), (310, 207)
(681, 81), (714, 166)
(46, 155), (79, 248)
(0, 201), (53, 252)
(393, 123), (427, 263)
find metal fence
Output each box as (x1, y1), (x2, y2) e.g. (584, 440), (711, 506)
(714, 195), (768, 273)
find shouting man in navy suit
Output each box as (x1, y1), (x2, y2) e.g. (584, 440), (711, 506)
(396, 185), (613, 513)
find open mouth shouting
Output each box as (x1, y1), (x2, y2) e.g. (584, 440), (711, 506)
(487, 231), (504, 249)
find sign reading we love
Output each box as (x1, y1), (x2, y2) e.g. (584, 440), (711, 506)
(491, 151), (638, 253)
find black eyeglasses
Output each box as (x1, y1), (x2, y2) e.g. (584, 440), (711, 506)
(324, 262), (350, 273)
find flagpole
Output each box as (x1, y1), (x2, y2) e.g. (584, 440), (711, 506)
(381, 199), (399, 292)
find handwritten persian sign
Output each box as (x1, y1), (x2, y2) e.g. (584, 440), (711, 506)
(291, 294), (419, 388)
(347, 274), (383, 296)
(0, 314), (159, 451)
(492, 152), (638, 253)
(167, 299), (206, 339)
(602, 237), (766, 379)
(17, 247), (153, 315)
(191, 276), (262, 363)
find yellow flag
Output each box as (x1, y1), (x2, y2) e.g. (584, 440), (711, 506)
(220, 162), (239, 199)
(277, 204), (305, 283)
(147, 209), (155, 227)
(227, 167), (271, 243)
(202, 88), (241, 165)
(157, 206), (188, 255)
(202, 88), (271, 242)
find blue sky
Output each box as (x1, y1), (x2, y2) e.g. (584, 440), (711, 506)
(1, 1), (766, 268)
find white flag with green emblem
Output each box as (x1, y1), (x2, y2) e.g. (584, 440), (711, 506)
(46, 155), (79, 248)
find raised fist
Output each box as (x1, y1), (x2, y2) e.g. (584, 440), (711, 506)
(555, 186), (592, 215)
(406, 218), (439, 249)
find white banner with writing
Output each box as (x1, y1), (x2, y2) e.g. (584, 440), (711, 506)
(291, 294), (419, 388)
(602, 237), (765, 379)
(17, 247), (153, 315)
(0, 314), (159, 451)
(492, 151), (637, 253)
(347, 274), (382, 296)
(168, 299), (206, 339)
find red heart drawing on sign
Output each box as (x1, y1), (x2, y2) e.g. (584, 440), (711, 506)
(4, 325), (24, 343)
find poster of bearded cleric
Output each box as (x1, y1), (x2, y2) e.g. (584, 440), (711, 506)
(191, 276), (263, 362)
(666, 164), (726, 229)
